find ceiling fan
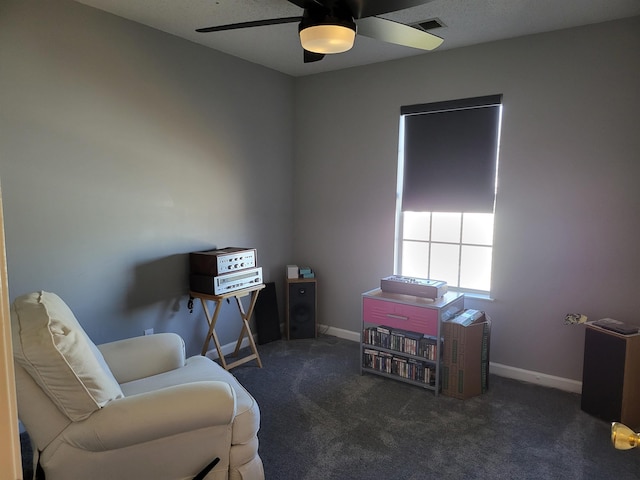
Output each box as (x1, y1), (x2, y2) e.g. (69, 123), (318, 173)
(196, 0), (443, 63)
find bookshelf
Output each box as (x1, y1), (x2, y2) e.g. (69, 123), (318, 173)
(361, 288), (464, 394)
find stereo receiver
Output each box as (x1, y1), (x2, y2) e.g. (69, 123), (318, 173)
(190, 267), (263, 295)
(190, 247), (257, 276)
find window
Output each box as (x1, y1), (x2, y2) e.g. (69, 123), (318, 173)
(395, 95), (502, 295)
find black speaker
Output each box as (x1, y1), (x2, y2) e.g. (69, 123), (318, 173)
(287, 279), (316, 339)
(254, 282), (281, 345)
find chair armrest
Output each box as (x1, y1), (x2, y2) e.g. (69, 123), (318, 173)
(98, 333), (186, 384)
(62, 381), (236, 451)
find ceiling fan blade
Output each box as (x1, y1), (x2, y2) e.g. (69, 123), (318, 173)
(196, 16), (301, 33)
(288, 0), (434, 19)
(304, 50), (325, 63)
(346, 0), (433, 19)
(287, 0), (326, 9)
(356, 17), (443, 50)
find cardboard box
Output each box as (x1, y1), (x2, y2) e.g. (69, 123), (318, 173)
(441, 312), (491, 399)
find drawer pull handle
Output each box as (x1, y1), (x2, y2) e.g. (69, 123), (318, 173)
(386, 314), (408, 321)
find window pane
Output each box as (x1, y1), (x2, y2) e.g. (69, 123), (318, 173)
(462, 213), (494, 245)
(431, 212), (461, 243)
(460, 245), (492, 291)
(401, 241), (429, 278)
(403, 211), (430, 241)
(430, 243), (459, 286)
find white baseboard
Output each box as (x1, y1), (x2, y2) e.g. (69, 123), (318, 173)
(318, 324), (361, 342)
(205, 335), (255, 360)
(489, 362), (582, 393)
(318, 325), (583, 394)
(207, 324), (358, 358)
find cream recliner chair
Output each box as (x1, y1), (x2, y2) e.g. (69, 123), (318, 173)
(11, 291), (264, 480)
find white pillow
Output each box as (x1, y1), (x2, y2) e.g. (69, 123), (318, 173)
(11, 291), (124, 421)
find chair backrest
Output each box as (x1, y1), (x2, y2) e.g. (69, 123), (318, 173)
(14, 362), (71, 450)
(11, 291), (125, 446)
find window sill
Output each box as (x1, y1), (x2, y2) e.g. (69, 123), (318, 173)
(451, 291), (494, 302)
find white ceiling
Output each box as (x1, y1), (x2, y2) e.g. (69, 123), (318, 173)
(74, 0), (640, 77)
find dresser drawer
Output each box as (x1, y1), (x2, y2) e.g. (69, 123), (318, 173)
(363, 297), (438, 336)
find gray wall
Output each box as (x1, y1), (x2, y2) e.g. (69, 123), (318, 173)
(0, 0), (294, 356)
(2, 0), (639, 383)
(293, 17), (640, 381)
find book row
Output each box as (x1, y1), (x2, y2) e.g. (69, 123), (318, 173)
(362, 326), (437, 360)
(363, 349), (435, 385)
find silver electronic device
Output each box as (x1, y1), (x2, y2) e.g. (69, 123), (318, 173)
(190, 267), (263, 295)
(189, 247), (257, 276)
(380, 275), (448, 299)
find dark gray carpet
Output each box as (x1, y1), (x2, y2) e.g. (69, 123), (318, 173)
(232, 335), (640, 480)
(20, 335), (640, 479)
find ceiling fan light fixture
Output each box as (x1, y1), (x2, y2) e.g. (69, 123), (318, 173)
(299, 17), (356, 54)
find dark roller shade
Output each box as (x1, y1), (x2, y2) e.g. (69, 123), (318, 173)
(401, 95), (502, 213)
